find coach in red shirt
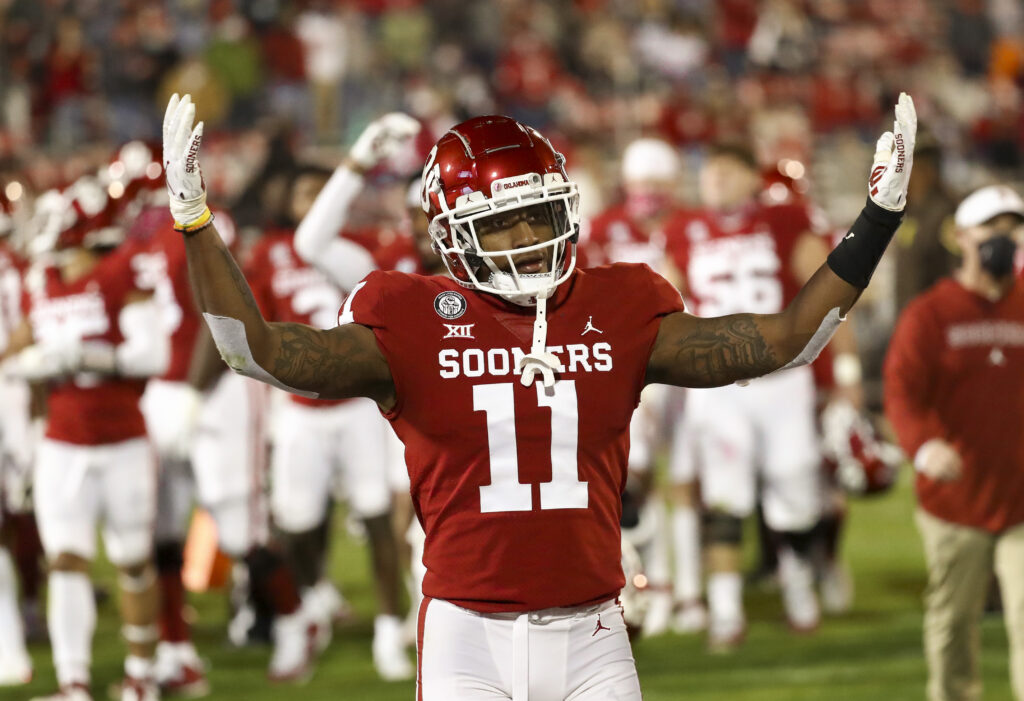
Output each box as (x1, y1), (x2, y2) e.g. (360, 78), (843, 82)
(885, 184), (1024, 701)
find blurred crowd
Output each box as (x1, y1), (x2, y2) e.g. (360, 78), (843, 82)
(1, 3), (1024, 698)
(1, 0), (1023, 221)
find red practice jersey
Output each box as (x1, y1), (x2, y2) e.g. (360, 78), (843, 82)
(884, 278), (1024, 533)
(24, 253), (147, 445)
(665, 200), (816, 317)
(0, 239), (25, 355)
(580, 203), (681, 270)
(341, 263), (684, 612)
(246, 229), (348, 408)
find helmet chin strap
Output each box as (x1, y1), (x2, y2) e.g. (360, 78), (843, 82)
(518, 295), (563, 388)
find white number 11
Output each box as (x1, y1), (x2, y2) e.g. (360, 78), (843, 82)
(473, 381), (589, 513)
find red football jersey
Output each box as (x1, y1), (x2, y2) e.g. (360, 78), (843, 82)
(580, 203), (682, 269)
(0, 239), (25, 355)
(121, 206), (238, 383)
(246, 229), (348, 408)
(341, 263), (684, 612)
(344, 226), (428, 275)
(665, 201), (816, 317)
(24, 253), (147, 445)
(372, 234), (426, 275)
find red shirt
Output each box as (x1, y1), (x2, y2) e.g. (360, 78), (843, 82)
(884, 277), (1024, 533)
(372, 234), (427, 275)
(122, 207), (237, 383)
(121, 209), (197, 383)
(246, 229), (348, 408)
(665, 201), (815, 316)
(343, 264), (684, 612)
(581, 203), (682, 270)
(0, 240), (25, 355)
(25, 253), (146, 445)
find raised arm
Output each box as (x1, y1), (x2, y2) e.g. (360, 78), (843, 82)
(647, 93), (916, 388)
(293, 113), (419, 289)
(164, 94), (394, 406)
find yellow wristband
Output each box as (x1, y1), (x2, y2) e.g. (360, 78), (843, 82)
(174, 207), (214, 234)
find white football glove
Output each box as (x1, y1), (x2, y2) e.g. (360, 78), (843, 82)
(7, 341), (81, 381)
(349, 112), (421, 171)
(868, 92), (916, 212)
(163, 93), (208, 226)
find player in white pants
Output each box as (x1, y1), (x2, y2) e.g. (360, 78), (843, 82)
(270, 393), (410, 679)
(189, 370), (319, 682)
(670, 365), (823, 647)
(0, 373), (32, 686)
(580, 139), (686, 638)
(620, 384), (680, 637)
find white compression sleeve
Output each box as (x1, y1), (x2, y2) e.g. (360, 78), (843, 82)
(202, 313), (319, 399)
(776, 307), (844, 372)
(293, 166), (378, 290)
(116, 298), (170, 377)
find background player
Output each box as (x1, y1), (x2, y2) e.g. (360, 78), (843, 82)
(580, 137), (686, 635)
(663, 141), (867, 650)
(246, 164), (411, 680)
(290, 113), (443, 644)
(4, 177), (169, 701)
(116, 151), (315, 689)
(0, 188), (33, 687)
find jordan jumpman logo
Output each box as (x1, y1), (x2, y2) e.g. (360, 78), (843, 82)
(582, 316), (603, 336)
(592, 614), (610, 636)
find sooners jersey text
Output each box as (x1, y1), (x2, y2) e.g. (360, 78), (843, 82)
(438, 342), (613, 379)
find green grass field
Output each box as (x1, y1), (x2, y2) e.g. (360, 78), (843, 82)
(12, 473), (1013, 700)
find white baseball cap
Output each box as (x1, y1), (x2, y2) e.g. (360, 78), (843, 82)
(954, 185), (1024, 229)
(621, 138), (679, 184)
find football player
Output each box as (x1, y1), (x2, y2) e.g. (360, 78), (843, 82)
(119, 175), (315, 687)
(164, 92), (915, 698)
(290, 114), (442, 655)
(581, 137), (685, 635)
(247, 164), (411, 680)
(0, 186), (32, 687)
(3, 178), (169, 701)
(663, 141), (867, 650)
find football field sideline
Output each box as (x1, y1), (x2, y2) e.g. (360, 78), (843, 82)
(13, 473), (1012, 700)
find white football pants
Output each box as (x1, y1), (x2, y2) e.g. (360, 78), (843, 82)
(417, 597), (641, 700)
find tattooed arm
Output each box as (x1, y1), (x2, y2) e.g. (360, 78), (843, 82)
(183, 224), (395, 407)
(645, 265), (861, 388)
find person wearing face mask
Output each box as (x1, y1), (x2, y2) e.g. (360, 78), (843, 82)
(884, 184), (1024, 701)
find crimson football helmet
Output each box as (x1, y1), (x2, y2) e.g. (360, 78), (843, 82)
(821, 399), (901, 495)
(420, 115), (580, 305)
(101, 140), (164, 213)
(29, 176), (122, 256)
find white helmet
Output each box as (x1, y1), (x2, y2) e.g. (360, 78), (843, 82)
(621, 138), (680, 184)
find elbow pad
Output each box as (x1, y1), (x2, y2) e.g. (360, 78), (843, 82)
(202, 313), (319, 399)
